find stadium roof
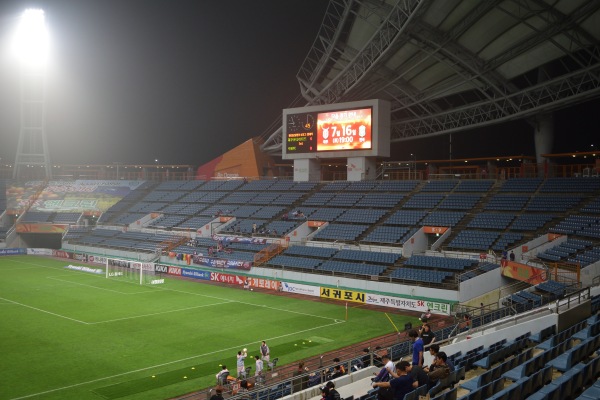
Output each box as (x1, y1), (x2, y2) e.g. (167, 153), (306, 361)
(261, 0), (600, 154)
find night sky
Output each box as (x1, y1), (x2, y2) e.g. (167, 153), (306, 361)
(0, 1), (597, 168)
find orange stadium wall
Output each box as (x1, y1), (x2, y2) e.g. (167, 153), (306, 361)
(196, 138), (275, 179)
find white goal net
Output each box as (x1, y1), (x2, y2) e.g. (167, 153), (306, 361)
(105, 258), (165, 285)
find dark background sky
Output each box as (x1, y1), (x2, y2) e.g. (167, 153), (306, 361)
(0, 0), (597, 168)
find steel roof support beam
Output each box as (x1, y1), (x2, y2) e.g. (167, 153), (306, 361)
(306, 0), (425, 105)
(390, 63), (600, 141)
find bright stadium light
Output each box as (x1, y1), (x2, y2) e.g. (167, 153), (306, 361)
(13, 9), (49, 68)
(12, 8), (53, 180)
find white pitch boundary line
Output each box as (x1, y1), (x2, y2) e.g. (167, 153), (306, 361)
(157, 285), (341, 322)
(0, 292), (235, 325)
(3, 258), (343, 323)
(88, 301), (235, 324)
(9, 319), (345, 400)
(46, 275), (158, 295)
(0, 296), (89, 325)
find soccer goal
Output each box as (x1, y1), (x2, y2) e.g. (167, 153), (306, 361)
(105, 258), (165, 285)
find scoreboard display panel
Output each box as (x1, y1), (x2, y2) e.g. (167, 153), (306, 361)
(284, 108), (372, 154)
(285, 112), (317, 153)
(282, 99), (390, 160)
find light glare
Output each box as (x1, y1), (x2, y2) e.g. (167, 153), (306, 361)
(14, 9), (49, 67)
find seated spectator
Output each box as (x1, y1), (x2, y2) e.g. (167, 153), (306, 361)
(408, 364), (429, 388)
(308, 371), (321, 387)
(361, 348), (371, 367)
(333, 357), (346, 374)
(426, 344), (440, 368)
(233, 380), (250, 399)
(324, 381), (341, 400)
(209, 386), (224, 400)
(425, 344), (454, 372)
(372, 354), (394, 382)
(329, 365), (344, 380)
(427, 352), (450, 389)
(372, 361), (417, 400)
(216, 365), (230, 384)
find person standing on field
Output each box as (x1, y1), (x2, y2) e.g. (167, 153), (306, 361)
(237, 349), (248, 378)
(260, 340), (273, 369)
(254, 355), (264, 383)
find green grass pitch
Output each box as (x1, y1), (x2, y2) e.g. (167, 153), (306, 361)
(0, 256), (418, 400)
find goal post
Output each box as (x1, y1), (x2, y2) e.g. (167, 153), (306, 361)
(105, 258), (165, 285)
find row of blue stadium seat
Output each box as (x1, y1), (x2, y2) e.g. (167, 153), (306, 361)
(404, 255), (475, 271)
(312, 224), (368, 241)
(388, 267), (453, 283)
(362, 226), (411, 244)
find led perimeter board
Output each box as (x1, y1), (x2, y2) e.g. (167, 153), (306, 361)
(282, 99), (390, 160)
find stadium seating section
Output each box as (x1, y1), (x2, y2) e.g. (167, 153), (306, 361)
(0, 176), (592, 290)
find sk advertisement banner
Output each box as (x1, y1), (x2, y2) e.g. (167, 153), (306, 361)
(365, 293), (451, 315)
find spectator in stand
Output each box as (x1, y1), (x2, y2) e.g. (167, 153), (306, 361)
(361, 348), (372, 367)
(329, 365), (344, 380)
(372, 354), (394, 382)
(373, 354), (396, 382)
(509, 250), (515, 261)
(233, 380), (250, 400)
(426, 352), (450, 389)
(292, 362), (308, 392)
(209, 386), (224, 400)
(426, 344), (440, 367)
(324, 381), (341, 400)
(372, 361), (417, 400)
(461, 314), (471, 332)
(332, 357), (346, 374)
(407, 364), (429, 388)
(425, 344), (454, 373)
(320, 385), (329, 400)
(409, 329), (424, 367)
(419, 323), (436, 347)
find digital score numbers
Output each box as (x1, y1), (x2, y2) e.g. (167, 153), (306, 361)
(285, 113), (316, 153)
(285, 107), (372, 154)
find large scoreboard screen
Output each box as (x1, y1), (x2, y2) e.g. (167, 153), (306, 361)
(282, 99), (389, 160)
(285, 108), (372, 154)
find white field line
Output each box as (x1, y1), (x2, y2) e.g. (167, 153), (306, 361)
(5, 259), (340, 321)
(46, 275), (159, 295)
(0, 296), (89, 324)
(3, 258), (342, 323)
(9, 319), (344, 400)
(3, 258), (348, 395)
(88, 301), (235, 324)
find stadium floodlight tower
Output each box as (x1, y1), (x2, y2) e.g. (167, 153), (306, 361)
(12, 9), (52, 180)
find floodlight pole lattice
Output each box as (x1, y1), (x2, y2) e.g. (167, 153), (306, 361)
(13, 10), (52, 180)
(13, 64), (52, 180)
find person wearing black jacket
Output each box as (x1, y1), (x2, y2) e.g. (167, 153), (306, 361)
(324, 381), (341, 400)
